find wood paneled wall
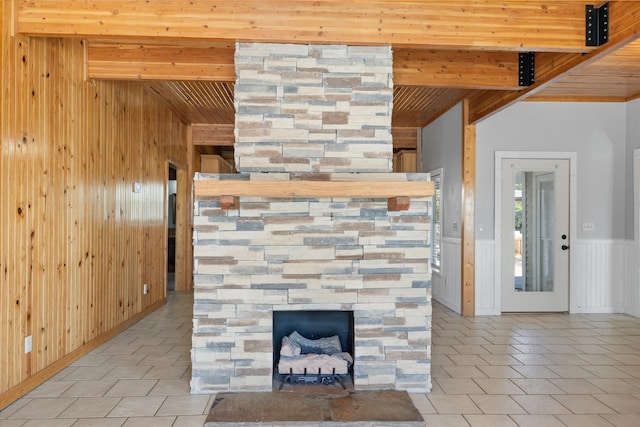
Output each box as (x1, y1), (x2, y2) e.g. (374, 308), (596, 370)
(0, 0), (189, 407)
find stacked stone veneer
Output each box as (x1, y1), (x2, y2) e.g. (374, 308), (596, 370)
(234, 43), (393, 174)
(191, 43), (432, 393)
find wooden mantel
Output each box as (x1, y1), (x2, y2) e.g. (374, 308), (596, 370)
(194, 178), (434, 199)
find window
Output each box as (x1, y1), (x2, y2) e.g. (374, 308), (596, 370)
(430, 168), (443, 273)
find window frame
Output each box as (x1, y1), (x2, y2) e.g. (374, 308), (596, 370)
(429, 167), (443, 273)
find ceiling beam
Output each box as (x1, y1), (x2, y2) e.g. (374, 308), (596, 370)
(88, 42), (235, 81)
(469, 0), (640, 123)
(192, 124), (235, 146)
(20, 1), (593, 52)
(394, 49), (521, 90)
(87, 42), (524, 90)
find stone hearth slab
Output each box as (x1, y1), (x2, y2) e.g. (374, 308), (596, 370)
(204, 389), (425, 427)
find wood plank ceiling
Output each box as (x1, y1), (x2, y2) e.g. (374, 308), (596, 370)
(17, 1), (640, 129)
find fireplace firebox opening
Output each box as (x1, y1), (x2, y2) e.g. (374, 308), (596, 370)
(273, 310), (355, 389)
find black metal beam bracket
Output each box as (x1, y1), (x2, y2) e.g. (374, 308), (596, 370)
(586, 2), (609, 47)
(518, 52), (535, 87)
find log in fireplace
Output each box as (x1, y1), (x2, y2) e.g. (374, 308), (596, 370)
(273, 310), (354, 388)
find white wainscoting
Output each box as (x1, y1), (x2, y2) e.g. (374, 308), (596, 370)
(571, 240), (630, 313)
(626, 241), (640, 317)
(432, 237), (462, 314)
(473, 239), (636, 315)
(476, 240), (499, 315)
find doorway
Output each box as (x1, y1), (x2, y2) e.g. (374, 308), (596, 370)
(167, 164), (177, 292)
(500, 158), (570, 312)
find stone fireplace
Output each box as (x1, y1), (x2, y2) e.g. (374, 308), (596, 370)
(191, 43), (432, 393)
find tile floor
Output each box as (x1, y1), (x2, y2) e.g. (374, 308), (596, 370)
(1, 293), (639, 426)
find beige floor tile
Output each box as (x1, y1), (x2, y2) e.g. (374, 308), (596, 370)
(70, 354), (112, 367)
(441, 365), (488, 379)
(133, 345), (171, 356)
(60, 379), (118, 398)
(434, 378), (485, 395)
(141, 365), (189, 380)
(600, 414), (640, 427)
(581, 365), (633, 379)
(121, 416), (175, 426)
(103, 366), (152, 380)
(587, 378), (640, 394)
(422, 414), (471, 426)
(463, 414), (517, 427)
(21, 419), (76, 426)
(23, 381), (75, 398)
(482, 336), (518, 345)
(410, 393), (437, 414)
(509, 414), (566, 427)
(511, 365), (561, 379)
(428, 395), (482, 414)
(510, 395), (571, 415)
(510, 344), (548, 354)
(510, 354), (555, 366)
(473, 379), (525, 395)
(552, 394), (616, 415)
(100, 354), (147, 367)
(58, 397), (121, 418)
(468, 395), (526, 415)
(72, 418), (127, 426)
(172, 415), (208, 427)
(555, 414), (616, 427)
(477, 354), (521, 366)
(571, 345), (610, 355)
(147, 379), (191, 396)
(547, 365), (596, 379)
(0, 420), (28, 426)
(137, 354), (181, 366)
(448, 355), (488, 366)
(432, 345), (460, 355)
(479, 345), (519, 355)
(0, 397), (31, 419)
(451, 345), (490, 355)
(593, 393), (640, 413)
(62, 367), (114, 381)
(432, 354), (455, 366)
(618, 365), (640, 378)
(549, 379), (607, 394)
(476, 366), (523, 379)
(105, 379), (158, 397)
(107, 396), (166, 418)
(8, 398), (76, 419)
(577, 354), (621, 365)
(96, 345), (142, 356)
(155, 395), (211, 416)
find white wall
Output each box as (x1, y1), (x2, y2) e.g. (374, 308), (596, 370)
(475, 101), (631, 314)
(627, 100), (640, 316)
(476, 102), (627, 240)
(421, 100), (639, 315)
(421, 103), (463, 313)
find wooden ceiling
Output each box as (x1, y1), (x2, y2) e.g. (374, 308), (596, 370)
(17, 1), (640, 128)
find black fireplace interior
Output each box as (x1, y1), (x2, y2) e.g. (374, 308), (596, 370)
(272, 310), (355, 376)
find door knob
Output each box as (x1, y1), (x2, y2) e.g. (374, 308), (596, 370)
(561, 244), (570, 250)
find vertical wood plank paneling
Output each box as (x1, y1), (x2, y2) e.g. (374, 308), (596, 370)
(0, 1), (189, 408)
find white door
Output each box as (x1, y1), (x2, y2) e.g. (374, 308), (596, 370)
(501, 158), (570, 312)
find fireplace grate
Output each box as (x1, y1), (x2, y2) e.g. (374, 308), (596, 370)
(279, 367), (347, 390)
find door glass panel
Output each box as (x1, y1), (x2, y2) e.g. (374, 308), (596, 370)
(513, 171), (555, 293)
